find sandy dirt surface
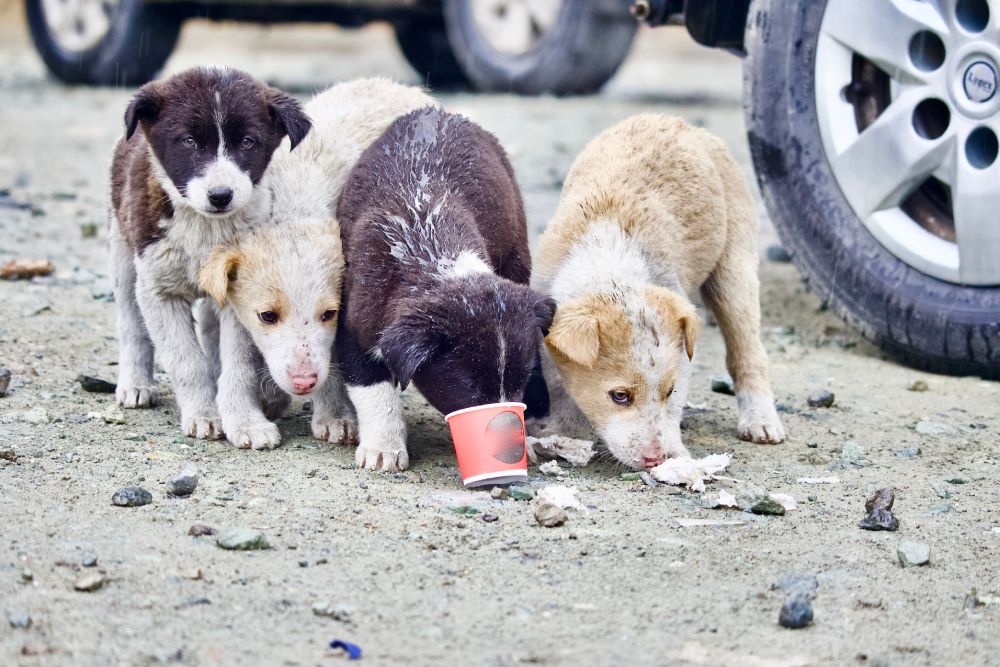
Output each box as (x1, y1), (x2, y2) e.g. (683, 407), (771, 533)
(2, 14), (999, 667)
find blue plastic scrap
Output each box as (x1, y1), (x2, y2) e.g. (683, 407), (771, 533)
(329, 639), (362, 660)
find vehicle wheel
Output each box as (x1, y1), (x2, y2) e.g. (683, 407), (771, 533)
(745, 0), (1000, 378)
(26, 0), (181, 86)
(442, 0), (637, 95)
(394, 12), (470, 89)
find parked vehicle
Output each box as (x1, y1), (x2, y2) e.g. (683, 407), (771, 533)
(637, 0), (1000, 379)
(24, 0), (637, 92)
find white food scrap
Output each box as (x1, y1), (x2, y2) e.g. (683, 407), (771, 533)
(538, 460), (567, 476)
(537, 485), (586, 511)
(650, 453), (732, 492)
(525, 435), (596, 467)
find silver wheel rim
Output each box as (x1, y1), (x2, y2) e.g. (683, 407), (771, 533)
(469, 0), (563, 56)
(41, 0), (121, 54)
(816, 0), (1000, 285)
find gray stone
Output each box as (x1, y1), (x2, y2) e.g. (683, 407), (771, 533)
(897, 540), (930, 567)
(0, 447), (16, 462)
(188, 524), (216, 537)
(914, 420), (954, 436)
(111, 486), (152, 507)
(858, 487), (899, 531)
(807, 389), (835, 408)
(102, 406), (126, 425)
(216, 528), (270, 551)
(534, 502), (567, 528)
(894, 447), (921, 458)
(19, 407), (50, 425)
(166, 463), (198, 496)
(908, 380), (929, 392)
(73, 573), (105, 592)
(778, 593), (813, 629)
(490, 487), (508, 500)
(482, 513), (499, 523)
(7, 610), (31, 629)
(312, 601), (352, 622)
(77, 374), (116, 393)
(766, 244), (792, 263)
(840, 441), (867, 463)
(509, 486), (534, 501)
(750, 497), (786, 516)
(82, 554), (97, 567)
(711, 373), (735, 395)
(0, 367), (10, 396)
(733, 481), (768, 510)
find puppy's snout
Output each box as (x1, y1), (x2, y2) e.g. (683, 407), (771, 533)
(208, 186), (233, 209)
(640, 445), (665, 469)
(290, 373), (318, 394)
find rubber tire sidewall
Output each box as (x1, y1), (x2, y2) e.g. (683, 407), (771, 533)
(442, 0), (637, 95)
(394, 12), (471, 90)
(26, 0), (181, 86)
(744, 0), (1000, 378)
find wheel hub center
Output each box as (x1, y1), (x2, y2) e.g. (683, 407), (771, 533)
(963, 59), (997, 103)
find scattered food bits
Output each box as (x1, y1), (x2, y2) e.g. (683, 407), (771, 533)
(537, 485), (586, 511)
(526, 434), (595, 467)
(649, 453), (731, 492)
(538, 460), (567, 476)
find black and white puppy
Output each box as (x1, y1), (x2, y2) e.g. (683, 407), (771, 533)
(109, 66), (310, 438)
(336, 107), (556, 472)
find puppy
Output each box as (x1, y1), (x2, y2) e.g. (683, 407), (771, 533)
(336, 107), (556, 472)
(109, 67), (310, 438)
(198, 78), (436, 450)
(533, 114), (785, 469)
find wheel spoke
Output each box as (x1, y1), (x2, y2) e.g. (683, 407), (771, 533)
(829, 90), (953, 218)
(822, 0), (948, 81)
(953, 160), (1000, 283)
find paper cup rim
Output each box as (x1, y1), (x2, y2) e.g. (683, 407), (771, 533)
(462, 470), (528, 487)
(444, 402), (527, 422)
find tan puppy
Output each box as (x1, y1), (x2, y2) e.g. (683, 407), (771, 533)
(532, 114), (785, 470)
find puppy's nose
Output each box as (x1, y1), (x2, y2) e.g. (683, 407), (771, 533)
(208, 187), (233, 209)
(291, 373), (318, 394)
(640, 447), (665, 468)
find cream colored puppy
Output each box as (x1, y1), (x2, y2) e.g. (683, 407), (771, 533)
(532, 114), (785, 470)
(198, 78), (436, 449)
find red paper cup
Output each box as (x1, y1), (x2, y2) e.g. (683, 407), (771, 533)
(444, 402), (528, 487)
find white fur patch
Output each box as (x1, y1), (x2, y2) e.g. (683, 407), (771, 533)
(439, 250), (491, 278)
(350, 382), (409, 472)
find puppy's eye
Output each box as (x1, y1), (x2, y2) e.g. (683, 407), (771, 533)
(320, 309), (337, 323)
(609, 388), (634, 406)
(258, 311), (279, 325)
(182, 136), (197, 148)
(241, 137), (255, 150)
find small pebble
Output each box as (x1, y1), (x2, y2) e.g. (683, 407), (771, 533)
(82, 554), (97, 568)
(534, 502), (567, 528)
(620, 472), (641, 481)
(79, 222), (98, 238)
(166, 463), (198, 496)
(858, 487), (899, 531)
(448, 505), (479, 515)
(914, 420), (954, 436)
(312, 602), (352, 622)
(102, 406), (126, 425)
(216, 528), (270, 551)
(894, 447), (921, 458)
(7, 610), (31, 629)
(19, 407), (50, 425)
(490, 487), (508, 500)
(111, 486), (152, 507)
(21, 569), (33, 582)
(482, 513), (499, 523)
(77, 374), (116, 393)
(807, 389), (835, 408)
(73, 573), (105, 592)
(908, 380), (929, 392)
(188, 524), (216, 537)
(0, 447), (16, 462)
(0, 367), (10, 396)
(509, 486), (535, 501)
(766, 244), (792, 263)
(710, 373), (735, 395)
(897, 540), (930, 567)
(751, 497), (786, 516)
(778, 593), (813, 629)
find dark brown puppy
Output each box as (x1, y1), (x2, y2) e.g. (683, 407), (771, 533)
(337, 106), (554, 472)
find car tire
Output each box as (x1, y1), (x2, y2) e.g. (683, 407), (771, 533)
(394, 11), (470, 90)
(442, 0), (637, 95)
(744, 0), (1000, 378)
(26, 0), (181, 86)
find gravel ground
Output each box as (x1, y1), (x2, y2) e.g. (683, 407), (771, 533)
(2, 14), (999, 667)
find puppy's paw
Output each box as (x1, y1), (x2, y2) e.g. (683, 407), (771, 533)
(227, 420), (281, 450)
(736, 392), (785, 444)
(116, 385), (158, 409)
(355, 440), (409, 472)
(181, 410), (224, 440)
(312, 415), (358, 445)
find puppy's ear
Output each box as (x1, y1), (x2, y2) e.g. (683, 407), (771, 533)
(645, 286), (701, 361)
(379, 315), (444, 391)
(267, 90), (311, 151)
(199, 247), (241, 307)
(545, 299), (600, 369)
(124, 84), (163, 140)
(533, 296), (557, 336)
